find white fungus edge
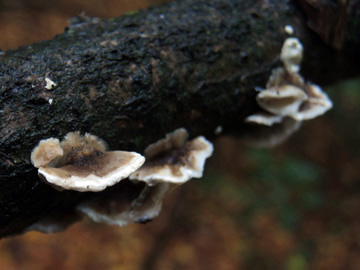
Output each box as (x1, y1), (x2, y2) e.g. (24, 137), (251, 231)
(129, 136), (214, 184)
(38, 151), (145, 192)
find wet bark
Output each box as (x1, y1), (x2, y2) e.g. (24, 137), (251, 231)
(0, 0), (359, 238)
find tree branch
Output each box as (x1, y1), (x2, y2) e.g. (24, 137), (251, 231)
(0, 0), (359, 238)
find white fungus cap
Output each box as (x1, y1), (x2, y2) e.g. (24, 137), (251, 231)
(31, 132), (145, 192)
(247, 66), (332, 129)
(38, 151), (145, 192)
(243, 37), (332, 147)
(77, 183), (170, 226)
(280, 37), (303, 73)
(129, 128), (213, 185)
(291, 83), (333, 121)
(256, 85), (308, 116)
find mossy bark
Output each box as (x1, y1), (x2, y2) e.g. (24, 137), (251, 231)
(0, 0), (359, 237)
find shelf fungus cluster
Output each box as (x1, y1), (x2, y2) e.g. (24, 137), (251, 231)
(129, 128), (214, 185)
(29, 129), (213, 232)
(244, 37), (333, 147)
(30, 132), (145, 192)
(76, 128), (213, 228)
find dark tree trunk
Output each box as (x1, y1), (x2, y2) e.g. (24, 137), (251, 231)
(0, 0), (359, 238)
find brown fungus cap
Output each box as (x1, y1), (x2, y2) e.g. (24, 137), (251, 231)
(129, 128), (213, 185)
(31, 132), (145, 192)
(30, 138), (64, 168)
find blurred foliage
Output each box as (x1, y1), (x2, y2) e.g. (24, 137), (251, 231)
(1, 0), (360, 269)
(239, 149), (323, 229)
(327, 79), (360, 156)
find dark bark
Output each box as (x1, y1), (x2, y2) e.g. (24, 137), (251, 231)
(0, 0), (359, 238)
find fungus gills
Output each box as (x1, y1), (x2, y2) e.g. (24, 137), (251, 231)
(77, 183), (172, 227)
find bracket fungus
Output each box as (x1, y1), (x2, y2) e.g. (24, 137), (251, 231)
(291, 83), (334, 121)
(30, 132), (145, 192)
(256, 84), (308, 117)
(248, 67), (333, 124)
(129, 128), (213, 185)
(244, 37), (332, 147)
(77, 182), (171, 226)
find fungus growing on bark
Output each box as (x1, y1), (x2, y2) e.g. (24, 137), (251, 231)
(30, 132), (145, 192)
(248, 67), (332, 123)
(77, 182), (171, 226)
(266, 67), (304, 90)
(256, 84), (308, 116)
(280, 37), (303, 73)
(129, 128), (213, 185)
(30, 138), (63, 168)
(291, 83), (333, 121)
(244, 37), (332, 146)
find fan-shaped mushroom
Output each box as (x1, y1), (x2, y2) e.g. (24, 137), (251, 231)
(31, 132), (145, 192)
(129, 128), (213, 185)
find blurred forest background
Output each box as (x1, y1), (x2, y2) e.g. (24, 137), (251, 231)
(1, 0), (360, 269)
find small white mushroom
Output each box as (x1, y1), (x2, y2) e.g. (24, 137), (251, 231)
(129, 128), (213, 185)
(31, 132), (145, 192)
(77, 183), (171, 226)
(280, 37), (303, 73)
